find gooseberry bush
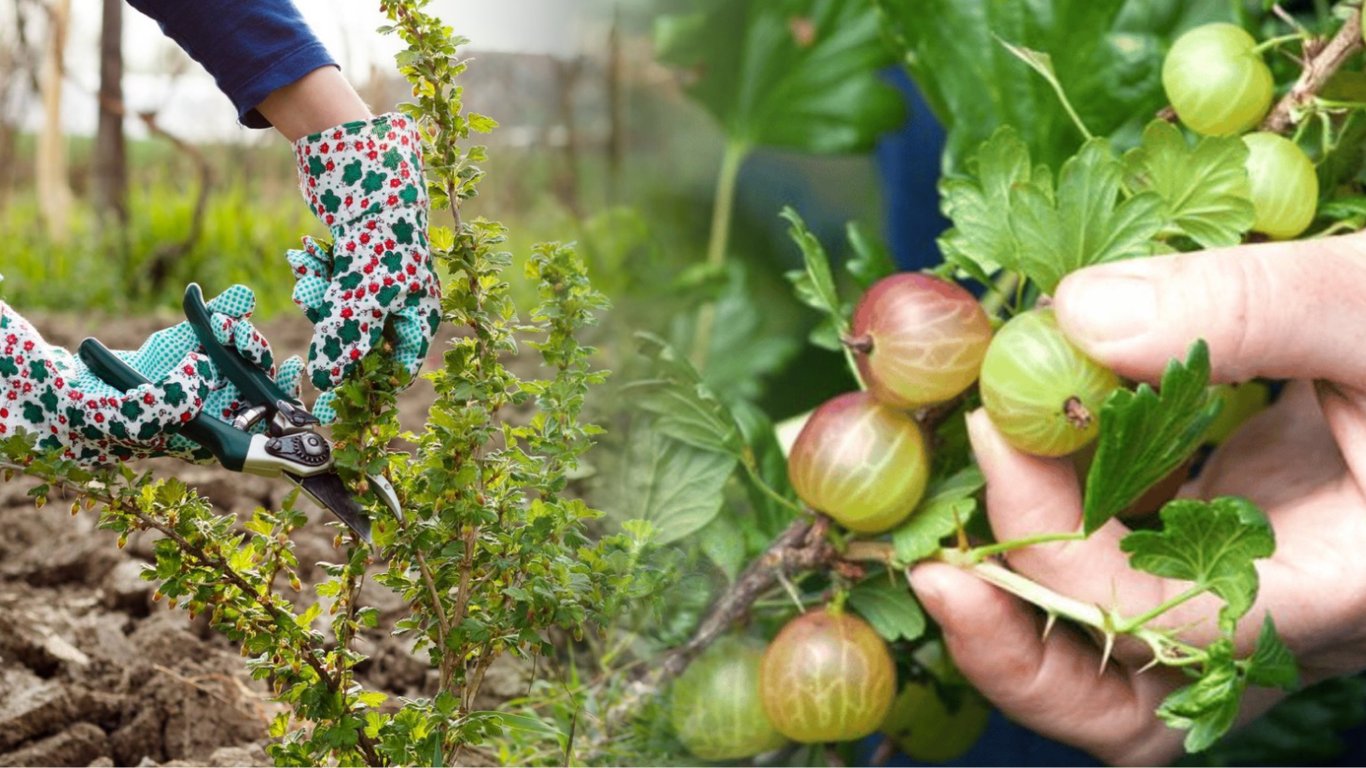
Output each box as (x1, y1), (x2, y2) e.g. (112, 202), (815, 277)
(638, 0), (1366, 763)
(2, 2), (666, 765)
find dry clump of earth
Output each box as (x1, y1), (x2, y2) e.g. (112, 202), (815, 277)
(0, 313), (524, 767)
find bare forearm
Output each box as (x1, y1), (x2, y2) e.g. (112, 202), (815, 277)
(255, 67), (372, 142)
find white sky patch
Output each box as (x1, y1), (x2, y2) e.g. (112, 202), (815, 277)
(29, 0), (591, 139)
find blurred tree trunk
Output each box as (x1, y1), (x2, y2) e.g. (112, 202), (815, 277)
(552, 56), (584, 217)
(36, 0), (72, 244)
(607, 5), (624, 204)
(92, 0), (128, 230)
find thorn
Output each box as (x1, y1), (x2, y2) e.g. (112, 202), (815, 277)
(1136, 656), (1160, 676)
(1099, 631), (1116, 676)
(776, 570), (806, 614)
(1041, 611), (1058, 643)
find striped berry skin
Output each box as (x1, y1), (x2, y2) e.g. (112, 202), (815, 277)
(1242, 132), (1318, 239)
(1162, 23), (1273, 137)
(788, 392), (929, 534)
(980, 309), (1119, 457)
(670, 636), (788, 760)
(850, 273), (992, 409)
(758, 610), (895, 744)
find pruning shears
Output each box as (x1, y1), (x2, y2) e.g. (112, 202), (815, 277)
(76, 283), (400, 544)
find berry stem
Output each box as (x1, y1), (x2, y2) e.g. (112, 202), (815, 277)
(959, 530), (1087, 562)
(1116, 584), (1207, 633)
(839, 333), (871, 390)
(741, 452), (805, 515)
(1249, 32), (1307, 56)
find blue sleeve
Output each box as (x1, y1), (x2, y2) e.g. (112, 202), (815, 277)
(125, 0), (338, 129)
(875, 68), (952, 271)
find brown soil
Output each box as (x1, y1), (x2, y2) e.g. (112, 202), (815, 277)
(0, 312), (521, 767)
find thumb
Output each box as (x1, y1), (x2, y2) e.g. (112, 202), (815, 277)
(1054, 233), (1366, 384)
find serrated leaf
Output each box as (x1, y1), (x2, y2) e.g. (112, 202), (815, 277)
(891, 466), (984, 566)
(1123, 121), (1254, 248)
(1245, 614), (1299, 691)
(626, 333), (743, 456)
(1120, 497), (1274, 630)
(1008, 137), (1164, 293)
(1159, 640), (1243, 753)
(1084, 341), (1221, 532)
(937, 126), (1035, 281)
(1185, 677), (1366, 766)
(356, 690), (388, 708)
(623, 426), (736, 547)
(296, 602), (322, 630)
(782, 206), (847, 336)
(845, 222), (897, 289)
(847, 577), (926, 643)
(655, 0), (903, 154)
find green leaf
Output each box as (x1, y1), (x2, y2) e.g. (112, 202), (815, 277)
(622, 425), (736, 546)
(1120, 497), (1275, 630)
(697, 513), (746, 581)
(702, 264), (802, 403)
(782, 207), (848, 335)
(626, 333), (744, 456)
(845, 222), (897, 289)
(847, 577), (926, 643)
(471, 711), (567, 747)
(732, 400), (799, 539)
(356, 690), (389, 708)
(877, 0), (1231, 171)
(656, 0), (903, 154)
(891, 466), (984, 566)
(1244, 614), (1299, 691)
(1159, 640), (1244, 753)
(1177, 677), (1366, 766)
(1007, 137), (1164, 293)
(1123, 121), (1254, 248)
(296, 602), (322, 630)
(1084, 341), (1221, 533)
(937, 126), (1038, 281)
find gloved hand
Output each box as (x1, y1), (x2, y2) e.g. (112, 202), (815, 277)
(0, 285), (303, 467)
(288, 112), (442, 422)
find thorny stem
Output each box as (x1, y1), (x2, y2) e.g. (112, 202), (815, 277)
(938, 558), (1207, 667)
(1261, 6), (1364, 134)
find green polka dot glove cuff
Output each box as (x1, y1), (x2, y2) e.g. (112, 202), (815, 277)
(289, 113), (442, 422)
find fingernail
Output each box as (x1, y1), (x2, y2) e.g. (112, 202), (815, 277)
(964, 409), (1002, 463)
(907, 566), (947, 618)
(1057, 272), (1156, 345)
(912, 568), (945, 609)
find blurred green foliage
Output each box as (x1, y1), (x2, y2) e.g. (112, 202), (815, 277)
(0, 135), (317, 317)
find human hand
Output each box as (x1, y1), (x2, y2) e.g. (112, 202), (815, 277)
(909, 234), (1366, 764)
(289, 113), (442, 421)
(0, 285), (303, 467)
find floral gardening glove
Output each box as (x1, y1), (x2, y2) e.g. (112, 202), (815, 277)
(289, 112), (442, 422)
(0, 284), (303, 467)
